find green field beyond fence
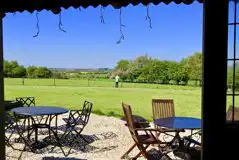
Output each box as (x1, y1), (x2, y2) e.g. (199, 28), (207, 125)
(5, 78), (200, 89)
(4, 78), (236, 121)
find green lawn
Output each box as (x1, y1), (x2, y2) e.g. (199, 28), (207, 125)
(4, 78), (235, 121)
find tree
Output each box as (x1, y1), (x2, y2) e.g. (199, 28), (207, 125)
(115, 59), (130, 71)
(34, 67), (52, 78)
(8, 61), (19, 70)
(139, 59), (161, 82)
(3, 60), (26, 77)
(54, 71), (68, 79)
(168, 62), (189, 85)
(113, 59), (131, 80)
(183, 52), (202, 85)
(157, 61), (171, 84)
(227, 66), (239, 90)
(129, 54), (152, 81)
(26, 65), (38, 78)
(12, 65), (26, 78)
(4, 60), (10, 77)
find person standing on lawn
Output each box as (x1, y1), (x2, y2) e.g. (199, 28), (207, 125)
(115, 75), (120, 88)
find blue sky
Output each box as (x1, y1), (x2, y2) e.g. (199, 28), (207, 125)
(3, 3), (204, 68)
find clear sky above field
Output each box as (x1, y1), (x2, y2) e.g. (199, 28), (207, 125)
(2, 2), (238, 68)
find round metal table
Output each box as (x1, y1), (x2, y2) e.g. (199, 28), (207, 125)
(12, 106), (68, 116)
(154, 117), (201, 146)
(154, 117), (201, 159)
(154, 117), (201, 130)
(12, 106), (69, 150)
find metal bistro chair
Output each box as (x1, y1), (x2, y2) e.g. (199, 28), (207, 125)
(122, 102), (173, 160)
(5, 111), (15, 149)
(16, 97), (45, 125)
(5, 111), (33, 160)
(16, 97), (36, 107)
(51, 100), (93, 156)
(62, 100), (93, 141)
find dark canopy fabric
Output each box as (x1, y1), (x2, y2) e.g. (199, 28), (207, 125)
(0, 0), (203, 14)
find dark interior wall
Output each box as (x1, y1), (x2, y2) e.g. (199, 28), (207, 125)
(202, 0), (229, 159)
(0, 13), (5, 160)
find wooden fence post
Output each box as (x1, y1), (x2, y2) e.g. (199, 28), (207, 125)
(22, 77), (24, 85)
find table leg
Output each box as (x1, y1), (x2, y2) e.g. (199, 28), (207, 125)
(49, 115), (52, 138)
(55, 115), (58, 137)
(35, 127), (38, 142)
(169, 131), (180, 145)
(27, 116), (30, 139)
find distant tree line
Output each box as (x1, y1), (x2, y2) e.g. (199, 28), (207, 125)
(227, 65), (239, 90)
(4, 60), (52, 78)
(111, 53), (239, 88)
(5, 53), (238, 88)
(111, 53), (202, 85)
(3, 60), (110, 79)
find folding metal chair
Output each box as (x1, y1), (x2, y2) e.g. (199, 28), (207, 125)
(16, 97), (45, 127)
(5, 111), (15, 149)
(16, 97), (35, 107)
(51, 100), (93, 156)
(62, 101), (92, 141)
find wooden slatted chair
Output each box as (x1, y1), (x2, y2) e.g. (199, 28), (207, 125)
(152, 99), (179, 138)
(122, 102), (172, 160)
(152, 99), (175, 120)
(226, 105), (239, 121)
(121, 115), (150, 159)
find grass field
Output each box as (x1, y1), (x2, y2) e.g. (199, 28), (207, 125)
(4, 78), (235, 121)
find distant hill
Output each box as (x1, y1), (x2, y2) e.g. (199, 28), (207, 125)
(49, 68), (113, 72)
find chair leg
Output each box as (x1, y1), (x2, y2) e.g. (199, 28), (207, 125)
(121, 143), (137, 159)
(78, 134), (89, 143)
(49, 129), (69, 157)
(132, 144), (150, 160)
(5, 137), (14, 150)
(137, 144), (150, 159)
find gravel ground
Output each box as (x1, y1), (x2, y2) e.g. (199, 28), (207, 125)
(6, 114), (201, 160)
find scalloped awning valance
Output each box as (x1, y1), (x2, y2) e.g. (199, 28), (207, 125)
(0, 0), (203, 14)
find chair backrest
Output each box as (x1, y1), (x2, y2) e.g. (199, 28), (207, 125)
(81, 100), (93, 124)
(122, 102), (140, 143)
(16, 97), (35, 107)
(4, 111), (13, 126)
(152, 99), (175, 119)
(226, 105), (239, 121)
(69, 100), (93, 125)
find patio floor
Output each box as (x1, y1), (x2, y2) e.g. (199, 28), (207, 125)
(6, 113), (200, 160)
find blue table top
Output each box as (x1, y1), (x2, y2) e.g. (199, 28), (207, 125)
(154, 117), (201, 129)
(12, 106), (69, 116)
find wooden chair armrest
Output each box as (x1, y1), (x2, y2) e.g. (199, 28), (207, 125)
(135, 128), (159, 132)
(135, 122), (150, 127)
(124, 122), (150, 127)
(136, 122), (149, 124)
(135, 128), (176, 133)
